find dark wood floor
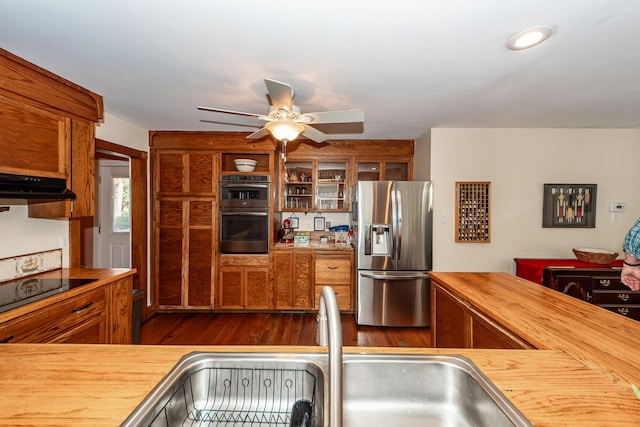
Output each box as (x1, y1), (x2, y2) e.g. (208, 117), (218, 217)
(140, 312), (432, 347)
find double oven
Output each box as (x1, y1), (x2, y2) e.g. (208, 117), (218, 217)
(219, 174), (270, 254)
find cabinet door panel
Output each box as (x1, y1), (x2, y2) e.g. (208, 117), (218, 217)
(293, 252), (313, 309)
(219, 269), (243, 308)
(189, 154), (214, 193)
(188, 201), (214, 307)
(471, 314), (528, 349)
(157, 200), (184, 306)
(0, 99), (67, 178)
(432, 286), (468, 348)
(157, 153), (184, 193)
(245, 269), (271, 309)
(273, 251), (293, 309)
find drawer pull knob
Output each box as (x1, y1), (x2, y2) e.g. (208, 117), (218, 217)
(618, 307), (630, 316)
(0, 335), (14, 344)
(618, 293), (630, 302)
(71, 302), (93, 313)
(328, 266), (339, 270)
(599, 279), (611, 287)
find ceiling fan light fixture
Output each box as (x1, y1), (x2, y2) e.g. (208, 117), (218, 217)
(265, 121), (305, 142)
(506, 26), (553, 50)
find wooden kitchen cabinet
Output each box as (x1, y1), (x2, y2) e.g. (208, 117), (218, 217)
(314, 251), (353, 311)
(154, 150), (216, 196)
(282, 159), (349, 212)
(431, 280), (532, 349)
(273, 250), (314, 310)
(0, 48), (103, 219)
(155, 199), (216, 309)
(355, 159), (411, 181)
(0, 274), (132, 344)
(218, 255), (271, 309)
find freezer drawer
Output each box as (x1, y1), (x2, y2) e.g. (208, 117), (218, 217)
(356, 271), (430, 327)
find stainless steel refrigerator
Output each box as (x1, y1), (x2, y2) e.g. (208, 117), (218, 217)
(355, 180), (433, 326)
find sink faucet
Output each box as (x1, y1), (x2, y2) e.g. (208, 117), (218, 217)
(316, 286), (342, 427)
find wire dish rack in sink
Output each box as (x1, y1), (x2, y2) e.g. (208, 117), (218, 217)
(121, 353), (324, 427)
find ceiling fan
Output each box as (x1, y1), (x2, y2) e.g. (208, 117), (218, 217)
(198, 78), (364, 156)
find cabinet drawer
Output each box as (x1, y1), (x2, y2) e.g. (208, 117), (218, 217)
(555, 275), (590, 300)
(315, 257), (351, 285)
(591, 275), (625, 290)
(592, 290), (640, 304)
(314, 286), (351, 311)
(0, 288), (106, 343)
(599, 304), (640, 321)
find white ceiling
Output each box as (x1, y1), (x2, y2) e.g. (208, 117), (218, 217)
(2, 0), (640, 140)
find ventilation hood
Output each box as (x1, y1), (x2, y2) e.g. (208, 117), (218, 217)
(0, 172), (76, 200)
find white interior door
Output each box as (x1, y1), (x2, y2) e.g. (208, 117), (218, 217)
(95, 162), (131, 268)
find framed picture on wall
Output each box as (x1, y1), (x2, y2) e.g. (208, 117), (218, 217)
(542, 183), (597, 228)
(314, 216), (326, 231)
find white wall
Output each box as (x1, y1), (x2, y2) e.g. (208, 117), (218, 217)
(427, 128), (640, 273)
(0, 203), (69, 264)
(96, 112), (149, 151)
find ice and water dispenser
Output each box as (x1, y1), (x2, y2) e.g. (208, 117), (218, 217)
(363, 224), (391, 256)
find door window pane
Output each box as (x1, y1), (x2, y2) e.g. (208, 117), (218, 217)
(112, 177), (130, 233)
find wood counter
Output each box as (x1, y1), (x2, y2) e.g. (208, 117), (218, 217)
(0, 344), (639, 426)
(430, 272), (640, 388)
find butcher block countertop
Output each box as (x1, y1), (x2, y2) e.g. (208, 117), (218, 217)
(1, 344), (640, 426)
(430, 272), (640, 391)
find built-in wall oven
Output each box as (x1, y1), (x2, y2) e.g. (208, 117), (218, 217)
(219, 174), (270, 254)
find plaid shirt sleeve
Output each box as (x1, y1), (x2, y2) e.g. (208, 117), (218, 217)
(624, 218), (640, 258)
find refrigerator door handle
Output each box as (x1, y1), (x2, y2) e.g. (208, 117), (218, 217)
(395, 190), (402, 261)
(359, 271), (430, 280)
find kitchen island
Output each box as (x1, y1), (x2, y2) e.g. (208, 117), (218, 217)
(0, 344), (639, 426)
(1, 271), (640, 426)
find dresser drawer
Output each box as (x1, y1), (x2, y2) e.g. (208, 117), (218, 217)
(598, 304), (640, 321)
(315, 257), (351, 285)
(0, 288), (106, 343)
(592, 290), (640, 304)
(554, 275), (590, 300)
(314, 285), (351, 311)
(591, 275), (625, 291)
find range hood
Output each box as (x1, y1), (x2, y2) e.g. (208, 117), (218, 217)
(0, 172), (76, 200)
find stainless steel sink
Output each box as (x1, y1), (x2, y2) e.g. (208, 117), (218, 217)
(341, 354), (532, 427)
(121, 352), (532, 427)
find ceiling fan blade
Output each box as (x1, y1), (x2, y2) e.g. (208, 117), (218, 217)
(197, 106), (265, 119)
(246, 127), (270, 140)
(264, 78), (293, 113)
(301, 109), (365, 124)
(301, 124), (328, 143)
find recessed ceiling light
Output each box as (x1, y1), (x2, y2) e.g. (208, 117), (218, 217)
(506, 26), (553, 50)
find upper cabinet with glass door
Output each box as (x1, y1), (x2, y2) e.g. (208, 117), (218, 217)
(284, 161), (313, 210)
(283, 159), (349, 212)
(356, 160), (410, 181)
(316, 161), (347, 211)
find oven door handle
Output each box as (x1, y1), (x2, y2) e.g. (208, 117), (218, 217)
(220, 211), (269, 216)
(220, 183), (269, 189)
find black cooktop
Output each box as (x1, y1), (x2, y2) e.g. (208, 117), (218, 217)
(0, 277), (96, 313)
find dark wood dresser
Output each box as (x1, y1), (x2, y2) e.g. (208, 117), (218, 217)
(543, 266), (640, 321)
